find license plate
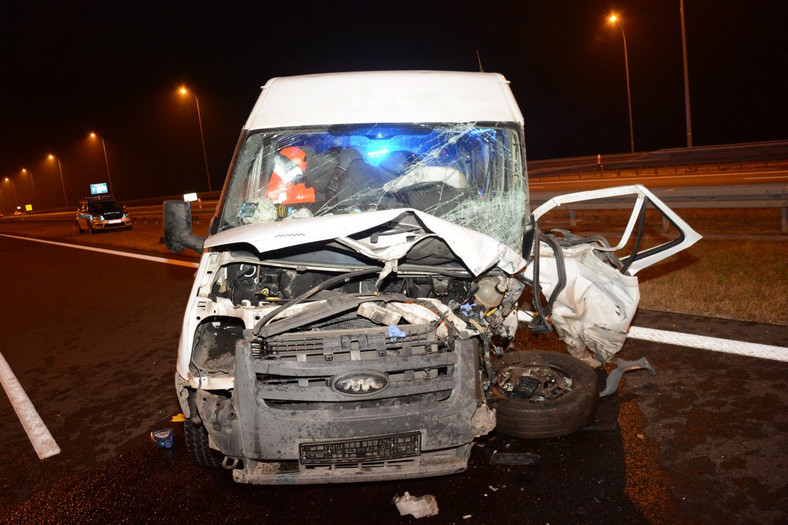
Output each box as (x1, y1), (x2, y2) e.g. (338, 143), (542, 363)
(108, 219), (121, 224)
(300, 432), (420, 465)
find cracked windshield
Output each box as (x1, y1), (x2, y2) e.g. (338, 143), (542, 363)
(219, 123), (529, 251)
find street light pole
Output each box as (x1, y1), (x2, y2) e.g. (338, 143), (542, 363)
(48, 154), (69, 207)
(609, 15), (635, 153)
(680, 0), (693, 147)
(89, 132), (115, 195)
(21, 168), (38, 209)
(179, 87), (212, 192)
(3, 177), (18, 210)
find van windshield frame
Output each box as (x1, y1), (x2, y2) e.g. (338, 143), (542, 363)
(216, 122), (529, 252)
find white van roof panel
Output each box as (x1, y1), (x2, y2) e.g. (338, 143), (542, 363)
(244, 71), (524, 130)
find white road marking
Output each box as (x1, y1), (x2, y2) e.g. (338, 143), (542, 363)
(0, 352), (61, 459)
(743, 175), (788, 181)
(628, 326), (788, 362)
(0, 233), (199, 268)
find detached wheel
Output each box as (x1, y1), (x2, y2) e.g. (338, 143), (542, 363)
(490, 351), (600, 439)
(184, 418), (224, 468)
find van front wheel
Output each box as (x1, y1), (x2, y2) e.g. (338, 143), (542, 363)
(490, 351), (600, 439)
(184, 418), (224, 468)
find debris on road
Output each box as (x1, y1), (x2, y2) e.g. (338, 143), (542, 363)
(393, 492), (439, 518)
(150, 428), (174, 449)
(599, 357), (656, 397)
(490, 451), (541, 466)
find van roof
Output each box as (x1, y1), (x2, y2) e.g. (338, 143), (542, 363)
(244, 71), (524, 130)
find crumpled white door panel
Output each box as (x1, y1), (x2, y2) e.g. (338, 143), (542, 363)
(523, 185), (701, 364)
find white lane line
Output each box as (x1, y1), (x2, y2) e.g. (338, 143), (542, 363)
(0, 233), (199, 268)
(628, 326), (788, 363)
(743, 175), (788, 181)
(0, 352), (61, 459)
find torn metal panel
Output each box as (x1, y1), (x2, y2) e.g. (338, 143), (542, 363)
(532, 184), (702, 274)
(525, 242), (640, 364)
(525, 184), (702, 363)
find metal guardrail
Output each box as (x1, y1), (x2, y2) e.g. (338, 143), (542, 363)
(531, 183), (788, 233)
(527, 140), (788, 177)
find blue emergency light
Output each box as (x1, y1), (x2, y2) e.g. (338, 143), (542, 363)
(90, 183), (108, 195)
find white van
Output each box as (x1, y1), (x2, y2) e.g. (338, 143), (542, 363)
(164, 71), (700, 484)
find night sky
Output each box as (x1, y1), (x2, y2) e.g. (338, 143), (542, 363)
(1, 1), (785, 209)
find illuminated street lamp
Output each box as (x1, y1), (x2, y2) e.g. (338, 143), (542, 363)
(178, 86), (212, 192)
(89, 131), (115, 195)
(48, 154), (69, 207)
(21, 168), (38, 209)
(3, 177), (18, 210)
(608, 14), (635, 153)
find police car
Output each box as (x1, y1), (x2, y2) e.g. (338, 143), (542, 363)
(76, 195), (132, 233)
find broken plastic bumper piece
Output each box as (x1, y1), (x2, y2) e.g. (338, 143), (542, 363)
(599, 357), (656, 397)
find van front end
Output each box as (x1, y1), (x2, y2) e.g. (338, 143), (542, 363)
(211, 330), (491, 484)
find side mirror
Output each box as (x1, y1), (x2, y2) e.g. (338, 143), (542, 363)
(163, 200), (205, 254)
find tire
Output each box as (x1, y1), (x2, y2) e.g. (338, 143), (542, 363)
(87, 222), (94, 234)
(490, 351), (600, 439)
(184, 418), (224, 468)
(76, 220), (84, 234)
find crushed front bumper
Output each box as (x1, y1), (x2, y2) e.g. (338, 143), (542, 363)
(195, 330), (494, 484)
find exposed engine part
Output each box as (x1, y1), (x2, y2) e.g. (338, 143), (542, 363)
(474, 276), (507, 308)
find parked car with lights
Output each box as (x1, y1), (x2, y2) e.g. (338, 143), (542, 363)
(164, 71), (700, 485)
(76, 196), (132, 233)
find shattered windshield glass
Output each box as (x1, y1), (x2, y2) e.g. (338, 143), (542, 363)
(217, 123), (528, 251)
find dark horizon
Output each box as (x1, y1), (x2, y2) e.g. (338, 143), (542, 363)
(1, 0), (785, 208)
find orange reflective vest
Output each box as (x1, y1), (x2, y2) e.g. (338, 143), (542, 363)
(265, 147), (315, 204)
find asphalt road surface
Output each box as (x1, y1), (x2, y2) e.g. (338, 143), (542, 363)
(0, 233), (786, 524)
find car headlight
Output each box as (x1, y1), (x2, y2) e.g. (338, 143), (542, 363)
(332, 372), (389, 396)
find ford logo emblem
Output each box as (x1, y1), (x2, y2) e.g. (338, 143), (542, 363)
(332, 371), (389, 396)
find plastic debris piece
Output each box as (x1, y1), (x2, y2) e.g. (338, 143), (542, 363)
(171, 413), (185, 423)
(599, 357), (656, 397)
(393, 492), (439, 518)
(489, 451), (541, 466)
(387, 325), (407, 341)
(150, 428), (174, 449)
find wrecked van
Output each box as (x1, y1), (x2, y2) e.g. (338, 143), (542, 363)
(164, 71), (700, 484)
